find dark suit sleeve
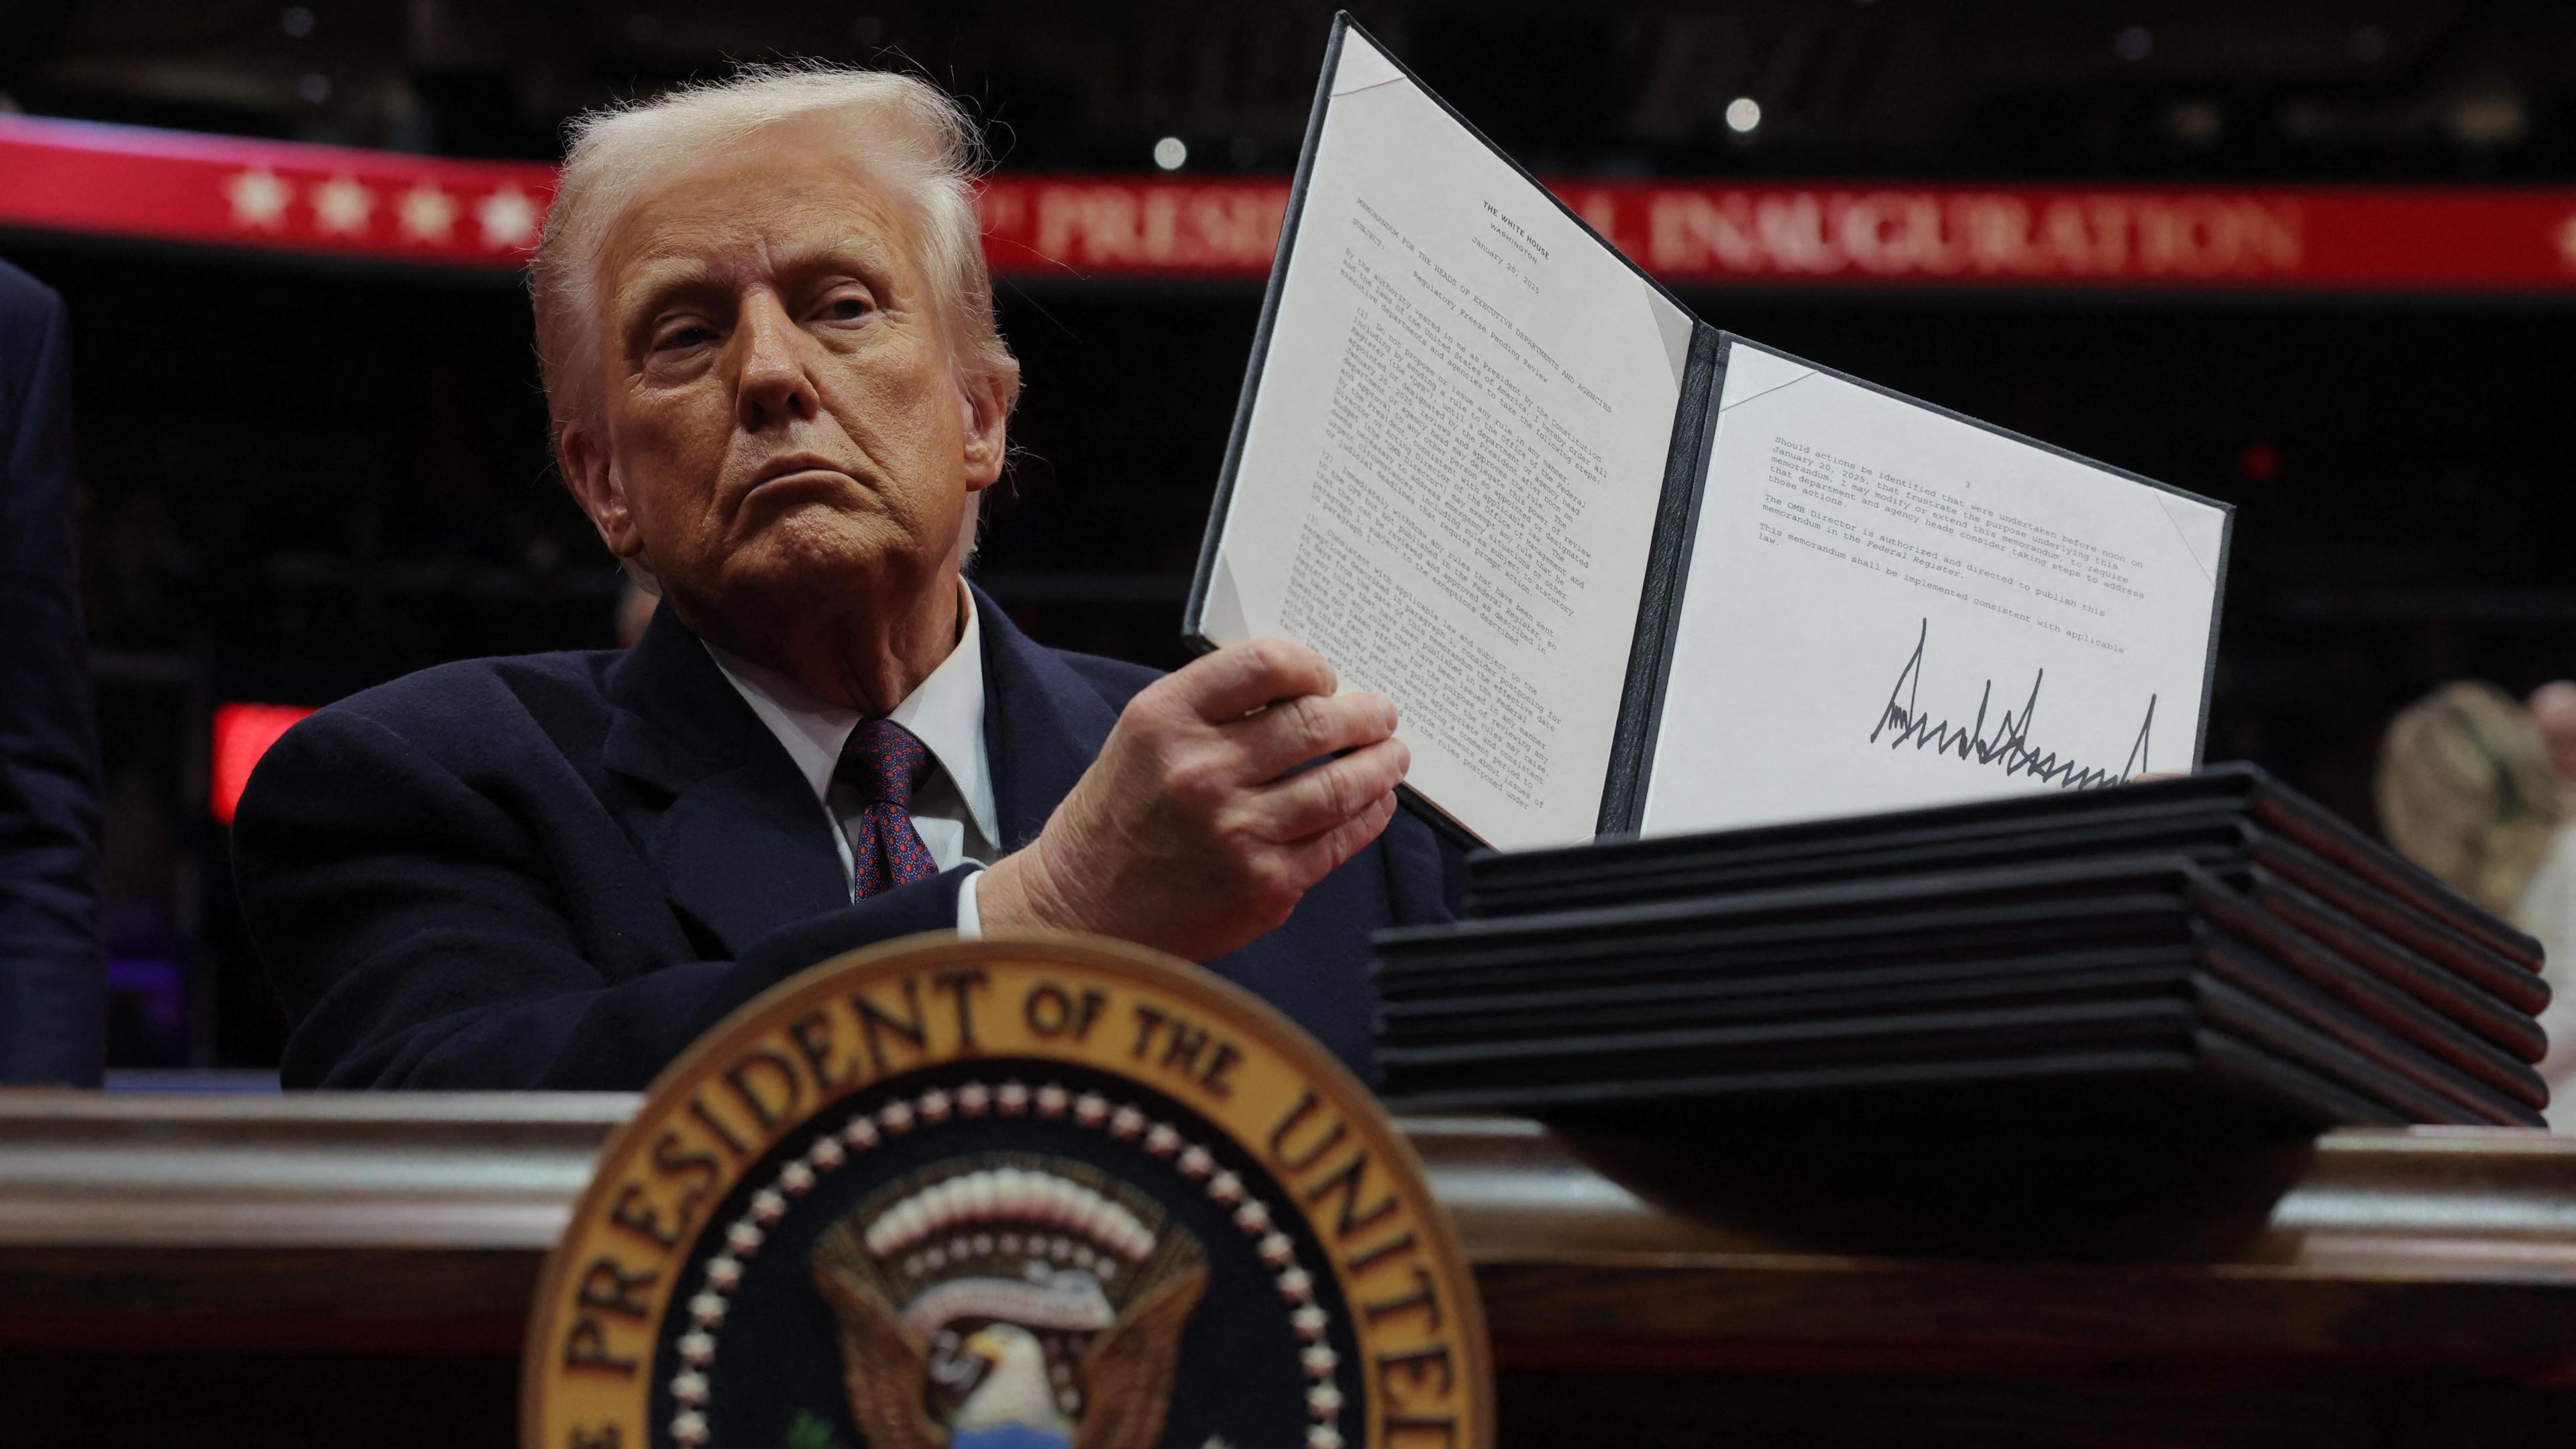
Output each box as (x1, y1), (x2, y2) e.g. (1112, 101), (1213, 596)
(1380, 800), (1468, 927)
(0, 270), (105, 1086)
(234, 707), (969, 1090)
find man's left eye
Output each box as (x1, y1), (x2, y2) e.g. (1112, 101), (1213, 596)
(818, 297), (873, 322)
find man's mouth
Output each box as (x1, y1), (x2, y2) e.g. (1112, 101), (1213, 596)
(745, 453), (851, 490)
(738, 453), (860, 513)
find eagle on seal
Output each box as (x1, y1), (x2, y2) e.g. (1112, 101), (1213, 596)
(810, 1158), (1210, 1449)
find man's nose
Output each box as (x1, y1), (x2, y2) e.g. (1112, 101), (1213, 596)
(732, 294), (820, 431)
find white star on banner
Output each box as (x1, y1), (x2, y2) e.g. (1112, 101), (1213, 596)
(312, 175), (373, 236)
(224, 168), (291, 230)
(2557, 214), (2576, 270)
(397, 181), (458, 242)
(476, 184), (539, 250)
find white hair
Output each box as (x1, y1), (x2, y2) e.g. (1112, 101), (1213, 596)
(529, 62), (1022, 470)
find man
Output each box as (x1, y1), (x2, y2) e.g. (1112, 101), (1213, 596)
(2529, 681), (2576, 808)
(0, 258), (105, 1086)
(233, 67), (1457, 1090)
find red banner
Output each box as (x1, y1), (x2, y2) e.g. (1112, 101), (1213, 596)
(0, 115), (555, 267)
(8, 113), (2576, 292)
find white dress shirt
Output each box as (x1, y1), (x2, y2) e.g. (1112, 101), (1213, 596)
(2512, 826), (2576, 1129)
(703, 586), (1000, 935)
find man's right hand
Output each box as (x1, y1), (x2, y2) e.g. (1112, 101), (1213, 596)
(975, 638), (1410, 963)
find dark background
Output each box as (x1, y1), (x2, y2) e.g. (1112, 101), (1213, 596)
(2, 0), (2571, 1068)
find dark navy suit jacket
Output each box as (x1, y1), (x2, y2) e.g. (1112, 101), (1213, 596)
(233, 586), (1462, 1089)
(0, 261), (105, 1086)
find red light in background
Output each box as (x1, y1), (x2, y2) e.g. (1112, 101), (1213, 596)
(211, 703), (315, 824)
(2236, 441), (2280, 482)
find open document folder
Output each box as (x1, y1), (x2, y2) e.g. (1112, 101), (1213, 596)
(1188, 15), (2231, 851)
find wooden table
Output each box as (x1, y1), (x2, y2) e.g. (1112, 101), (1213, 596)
(3, 1093), (2572, 1446)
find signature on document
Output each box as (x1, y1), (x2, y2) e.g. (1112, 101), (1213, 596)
(1868, 618), (2157, 789)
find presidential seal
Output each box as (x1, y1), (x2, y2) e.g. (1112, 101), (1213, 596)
(523, 934), (1491, 1449)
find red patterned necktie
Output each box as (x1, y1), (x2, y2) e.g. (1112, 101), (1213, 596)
(838, 718), (940, 899)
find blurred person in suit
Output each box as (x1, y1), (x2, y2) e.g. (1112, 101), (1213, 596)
(233, 66), (1456, 1091)
(0, 259), (105, 1085)
(2528, 681), (2576, 806)
(2377, 682), (2576, 1123)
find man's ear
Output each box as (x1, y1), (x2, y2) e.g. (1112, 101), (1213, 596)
(559, 423), (645, 560)
(957, 372), (1011, 493)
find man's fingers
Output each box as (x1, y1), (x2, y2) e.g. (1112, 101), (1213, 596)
(1252, 737), (1411, 842)
(1168, 638), (1337, 722)
(1286, 791), (1401, 883)
(1222, 690), (1398, 778)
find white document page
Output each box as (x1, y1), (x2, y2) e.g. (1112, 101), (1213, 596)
(1641, 342), (2227, 835)
(1198, 29), (1693, 850)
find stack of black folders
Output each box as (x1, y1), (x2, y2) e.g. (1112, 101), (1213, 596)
(1373, 765), (2552, 1134)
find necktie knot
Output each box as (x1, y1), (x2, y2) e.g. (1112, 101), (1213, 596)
(838, 718), (938, 900)
(843, 718), (933, 809)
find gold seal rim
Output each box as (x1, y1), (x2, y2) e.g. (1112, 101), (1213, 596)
(519, 927), (1492, 1449)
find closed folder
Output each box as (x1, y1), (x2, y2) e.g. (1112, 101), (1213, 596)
(1373, 775), (2557, 1131)
(1466, 765), (2544, 972)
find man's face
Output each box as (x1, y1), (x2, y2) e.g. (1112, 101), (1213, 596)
(2534, 691), (2576, 786)
(568, 138), (1004, 636)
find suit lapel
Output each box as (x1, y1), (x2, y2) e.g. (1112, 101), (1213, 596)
(603, 604), (852, 955)
(597, 584), (1127, 953)
(975, 584), (1120, 852)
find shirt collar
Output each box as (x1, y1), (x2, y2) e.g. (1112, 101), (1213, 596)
(701, 583), (997, 845)
(886, 588), (994, 844)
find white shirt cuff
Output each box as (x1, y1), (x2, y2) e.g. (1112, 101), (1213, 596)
(955, 867), (983, 941)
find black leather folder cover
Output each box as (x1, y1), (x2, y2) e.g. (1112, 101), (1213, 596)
(1379, 920), (2537, 1124)
(2206, 866), (2545, 1065)
(1375, 996), (2421, 1129)
(1440, 810), (2550, 1057)
(1374, 855), (2550, 1120)
(1466, 764), (2544, 970)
